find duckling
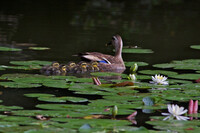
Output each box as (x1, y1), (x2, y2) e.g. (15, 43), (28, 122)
(66, 61), (77, 73)
(76, 61), (88, 73)
(91, 61), (100, 72)
(88, 61), (100, 72)
(41, 61), (60, 75)
(52, 64), (67, 75)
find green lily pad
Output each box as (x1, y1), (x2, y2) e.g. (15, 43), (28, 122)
(29, 47), (50, 50)
(36, 104), (87, 110)
(0, 82), (41, 88)
(42, 81), (70, 88)
(122, 48), (154, 54)
(146, 117), (200, 132)
(153, 63), (174, 68)
(0, 65), (34, 70)
(0, 66), (6, 70)
(38, 96), (88, 103)
(139, 70), (178, 76)
(124, 61), (149, 67)
(0, 73), (45, 80)
(153, 59), (200, 70)
(190, 45), (200, 50)
(169, 74), (200, 80)
(38, 96), (69, 103)
(12, 110), (86, 117)
(24, 93), (55, 98)
(52, 118), (131, 129)
(65, 97), (88, 103)
(0, 105), (23, 111)
(10, 60), (51, 66)
(0, 46), (22, 51)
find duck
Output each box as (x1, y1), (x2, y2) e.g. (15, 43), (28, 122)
(78, 35), (125, 72)
(75, 61), (88, 73)
(40, 61), (60, 75)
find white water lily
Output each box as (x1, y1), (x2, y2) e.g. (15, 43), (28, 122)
(128, 74), (136, 81)
(150, 74), (168, 85)
(162, 104), (189, 121)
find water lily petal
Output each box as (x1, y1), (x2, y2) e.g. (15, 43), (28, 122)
(163, 115), (171, 121)
(161, 113), (170, 116)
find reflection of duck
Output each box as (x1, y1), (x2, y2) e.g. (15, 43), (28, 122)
(78, 35), (125, 72)
(41, 61), (60, 75)
(76, 61), (88, 73)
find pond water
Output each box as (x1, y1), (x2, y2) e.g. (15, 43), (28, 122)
(0, 0), (200, 132)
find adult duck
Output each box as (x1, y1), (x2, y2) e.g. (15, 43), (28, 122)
(79, 35), (125, 72)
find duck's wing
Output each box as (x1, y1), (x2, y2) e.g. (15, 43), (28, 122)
(79, 52), (114, 64)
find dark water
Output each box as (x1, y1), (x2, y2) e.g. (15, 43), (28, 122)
(0, 0), (200, 128)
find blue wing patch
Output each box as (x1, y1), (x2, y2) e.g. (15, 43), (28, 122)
(98, 60), (108, 64)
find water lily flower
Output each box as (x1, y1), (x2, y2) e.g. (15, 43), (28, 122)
(112, 105), (118, 119)
(162, 104), (189, 121)
(130, 63), (138, 74)
(150, 74), (168, 85)
(128, 74), (136, 81)
(188, 100), (198, 120)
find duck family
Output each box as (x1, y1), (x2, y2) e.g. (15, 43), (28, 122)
(41, 35), (126, 75)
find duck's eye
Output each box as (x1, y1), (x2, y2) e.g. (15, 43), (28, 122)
(112, 36), (116, 40)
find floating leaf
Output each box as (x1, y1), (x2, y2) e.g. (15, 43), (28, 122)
(153, 63), (174, 68)
(29, 47), (50, 50)
(139, 70), (178, 76)
(24, 93), (55, 98)
(10, 60), (51, 66)
(124, 61), (148, 67)
(122, 48), (154, 54)
(0, 82), (41, 88)
(65, 97), (88, 103)
(169, 74), (200, 80)
(190, 45), (200, 50)
(0, 46), (22, 51)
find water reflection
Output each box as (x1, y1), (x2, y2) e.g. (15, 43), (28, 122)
(0, 13), (20, 44)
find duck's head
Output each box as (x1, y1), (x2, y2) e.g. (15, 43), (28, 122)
(91, 61), (98, 68)
(68, 61), (76, 69)
(91, 61), (99, 71)
(60, 65), (67, 72)
(80, 62), (88, 69)
(107, 35), (123, 57)
(52, 61), (60, 68)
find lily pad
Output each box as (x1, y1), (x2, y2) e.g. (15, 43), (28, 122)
(0, 82), (41, 88)
(65, 97), (88, 103)
(29, 47), (50, 50)
(190, 45), (200, 50)
(169, 74), (200, 80)
(139, 70), (178, 76)
(124, 61), (149, 67)
(122, 48), (154, 54)
(0, 46), (22, 51)
(0, 65), (33, 70)
(38, 96), (88, 103)
(24, 93), (55, 98)
(10, 60), (51, 66)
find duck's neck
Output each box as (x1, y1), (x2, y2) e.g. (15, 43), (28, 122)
(115, 41), (123, 59)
